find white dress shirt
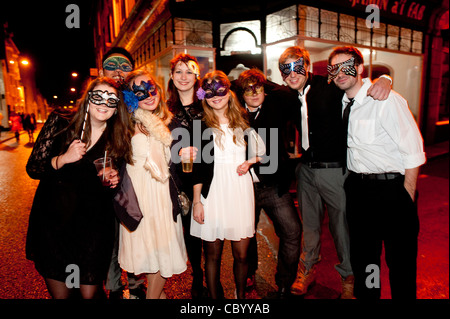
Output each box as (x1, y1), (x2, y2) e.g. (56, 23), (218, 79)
(343, 79), (426, 174)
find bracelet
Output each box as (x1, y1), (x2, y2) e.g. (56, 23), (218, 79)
(193, 201), (203, 207)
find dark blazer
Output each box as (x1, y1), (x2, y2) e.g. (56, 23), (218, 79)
(244, 84), (300, 195)
(297, 73), (345, 163)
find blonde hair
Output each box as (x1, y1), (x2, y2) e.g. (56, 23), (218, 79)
(201, 70), (249, 149)
(279, 46), (311, 67)
(125, 69), (172, 124)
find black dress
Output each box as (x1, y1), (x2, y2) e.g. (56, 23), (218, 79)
(26, 113), (116, 285)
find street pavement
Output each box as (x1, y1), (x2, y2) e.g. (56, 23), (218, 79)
(0, 127), (448, 301)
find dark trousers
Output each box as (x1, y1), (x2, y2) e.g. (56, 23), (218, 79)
(248, 183), (302, 289)
(344, 173), (419, 299)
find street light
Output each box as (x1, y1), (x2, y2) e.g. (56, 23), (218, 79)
(21, 59), (29, 65)
(70, 88), (76, 92)
(72, 72), (78, 77)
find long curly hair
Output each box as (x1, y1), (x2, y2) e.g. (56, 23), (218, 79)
(201, 70), (249, 149)
(62, 77), (133, 165)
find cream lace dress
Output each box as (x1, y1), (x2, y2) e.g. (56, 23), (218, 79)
(119, 110), (187, 277)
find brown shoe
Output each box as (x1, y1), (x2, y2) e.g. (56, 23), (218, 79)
(340, 275), (356, 299)
(290, 265), (316, 296)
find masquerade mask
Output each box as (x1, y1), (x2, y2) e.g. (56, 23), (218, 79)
(201, 80), (229, 99)
(102, 56), (133, 73)
(327, 57), (357, 83)
(187, 60), (200, 77)
(88, 90), (120, 108)
(279, 57), (306, 80)
(243, 83), (264, 97)
(132, 80), (158, 101)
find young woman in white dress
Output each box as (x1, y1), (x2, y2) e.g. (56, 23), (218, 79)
(119, 70), (187, 299)
(191, 71), (265, 299)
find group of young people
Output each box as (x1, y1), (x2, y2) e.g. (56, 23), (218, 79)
(25, 43), (425, 300)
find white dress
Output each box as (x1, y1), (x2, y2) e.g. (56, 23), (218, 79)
(119, 133), (187, 277)
(190, 124), (257, 242)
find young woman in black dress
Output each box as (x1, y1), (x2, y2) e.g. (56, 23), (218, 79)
(26, 77), (133, 299)
(166, 53), (205, 298)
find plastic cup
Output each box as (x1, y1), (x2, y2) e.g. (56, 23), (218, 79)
(93, 156), (113, 185)
(181, 149), (193, 173)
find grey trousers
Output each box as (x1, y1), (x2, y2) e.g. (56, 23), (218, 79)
(296, 164), (353, 279)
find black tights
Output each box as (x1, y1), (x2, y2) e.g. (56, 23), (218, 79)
(45, 278), (105, 299)
(203, 238), (250, 299)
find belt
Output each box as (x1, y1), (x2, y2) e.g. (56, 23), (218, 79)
(351, 172), (402, 180)
(305, 161), (343, 169)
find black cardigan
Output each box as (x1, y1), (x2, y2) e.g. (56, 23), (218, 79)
(191, 120), (259, 199)
(191, 120), (215, 199)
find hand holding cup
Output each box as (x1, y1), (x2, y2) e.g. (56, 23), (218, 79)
(179, 147), (198, 173)
(94, 156), (115, 186)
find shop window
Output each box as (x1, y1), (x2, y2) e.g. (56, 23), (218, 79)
(339, 14), (356, 44)
(356, 18), (371, 46)
(266, 5), (297, 43)
(387, 25), (400, 51)
(400, 28), (412, 52)
(320, 10), (338, 41)
(298, 6), (319, 38)
(173, 18), (213, 47)
(412, 31), (423, 53)
(372, 23), (387, 49)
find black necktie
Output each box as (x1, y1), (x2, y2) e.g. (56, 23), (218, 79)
(342, 98), (355, 173)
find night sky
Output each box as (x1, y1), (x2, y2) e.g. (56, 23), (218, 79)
(1, 0), (96, 105)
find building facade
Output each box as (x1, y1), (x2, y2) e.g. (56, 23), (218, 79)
(1, 23), (48, 128)
(93, 0), (449, 144)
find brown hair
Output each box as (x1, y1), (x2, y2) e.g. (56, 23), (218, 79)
(328, 46), (364, 65)
(201, 70), (249, 148)
(63, 77), (133, 164)
(237, 68), (266, 90)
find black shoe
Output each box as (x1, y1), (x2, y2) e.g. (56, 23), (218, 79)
(129, 285), (146, 299)
(191, 274), (207, 299)
(277, 287), (291, 299)
(108, 289), (124, 300)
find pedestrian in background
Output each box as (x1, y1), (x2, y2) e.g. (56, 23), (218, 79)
(119, 69), (187, 299)
(25, 77), (133, 299)
(10, 111), (22, 142)
(166, 53), (206, 298)
(329, 46), (426, 299)
(23, 113), (36, 143)
(191, 71), (265, 299)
